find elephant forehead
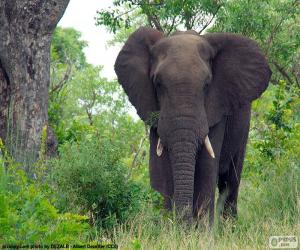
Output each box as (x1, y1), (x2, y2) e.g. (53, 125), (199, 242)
(151, 34), (213, 65)
(152, 57), (210, 87)
(152, 35), (201, 55)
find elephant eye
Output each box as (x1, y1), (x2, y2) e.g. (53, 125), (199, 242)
(203, 73), (212, 92)
(203, 77), (210, 92)
(156, 79), (162, 88)
(203, 83), (209, 92)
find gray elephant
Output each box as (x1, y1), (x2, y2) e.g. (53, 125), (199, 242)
(114, 27), (271, 225)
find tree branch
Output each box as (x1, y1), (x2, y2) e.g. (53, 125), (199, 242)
(166, 16), (177, 35)
(50, 62), (72, 95)
(147, 13), (164, 32)
(113, 5), (140, 19)
(271, 60), (294, 86)
(198, 5), (222, 34)
(85, 107), (93, 126)
(127, 134), (147, 180)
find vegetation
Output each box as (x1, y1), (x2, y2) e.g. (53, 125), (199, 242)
(0, 0), (299, 248)
(0, 139), (90, 244)
(49, 136), (146, 230)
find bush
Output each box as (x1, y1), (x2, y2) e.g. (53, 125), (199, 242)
(0, 141), (90, 244)
(244, 81), (300, 181)
(49, 135), (146, 229)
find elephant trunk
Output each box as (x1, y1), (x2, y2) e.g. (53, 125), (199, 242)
(168, 128), (198, 219)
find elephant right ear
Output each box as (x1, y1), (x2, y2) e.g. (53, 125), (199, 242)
(114, 27), (164, 122)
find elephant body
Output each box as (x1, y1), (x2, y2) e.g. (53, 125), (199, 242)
(115, 27), (271, 225)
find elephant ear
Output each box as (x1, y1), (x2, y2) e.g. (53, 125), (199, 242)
(203, 33), (272, 126)
(114, 27), (164, 122)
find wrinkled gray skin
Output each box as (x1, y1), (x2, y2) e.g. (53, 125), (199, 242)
(115, 27), (271, 225)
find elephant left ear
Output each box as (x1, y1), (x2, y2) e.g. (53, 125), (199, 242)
(203, 33), (272, 126)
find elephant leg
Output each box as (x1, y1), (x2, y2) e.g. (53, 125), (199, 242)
(193, 118), (226, 226)
(218, 141), (247, 219)
(217, 106), (251, 219)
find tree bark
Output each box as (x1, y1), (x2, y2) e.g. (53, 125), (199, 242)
(0, 0), (69, 165)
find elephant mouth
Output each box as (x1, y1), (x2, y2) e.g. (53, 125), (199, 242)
(156, 135), (215, 158)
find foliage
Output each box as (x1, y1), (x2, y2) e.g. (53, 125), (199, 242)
(0, 140), (90, 244)
(49, 27), (89, 144)
(49, 27), (141, 147)
(105, 9), (147, 47)
(49, 135), (148, 229)
(59, 65), (128, 129)
(245, 80), (300, 181)
(96, 0), (224, 34)
(51, 27), (88, 69)
(50, 62), (146, 158)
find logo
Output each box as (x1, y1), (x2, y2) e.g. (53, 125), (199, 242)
(269, 236), (298, 249)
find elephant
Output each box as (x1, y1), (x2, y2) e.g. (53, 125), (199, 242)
(114, 27), (271, 225)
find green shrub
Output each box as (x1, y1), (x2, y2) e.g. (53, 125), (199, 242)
(244, 81), (300, 181)
(49, 135), (146, 229)
(0, 141), (90, 244)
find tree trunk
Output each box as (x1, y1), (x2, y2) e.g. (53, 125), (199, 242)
(0, 0), (69, 165)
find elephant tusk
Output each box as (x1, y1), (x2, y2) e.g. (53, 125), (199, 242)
(156, 137), (163, 157)
(204, 135), (215, 159)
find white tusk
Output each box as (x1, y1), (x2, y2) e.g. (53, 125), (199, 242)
(156, 137), (163, 157)
(204, 136), (215, 159)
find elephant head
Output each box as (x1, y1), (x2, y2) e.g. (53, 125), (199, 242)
(115, 27), (271, 218)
